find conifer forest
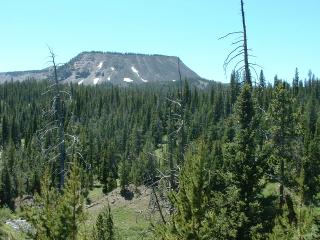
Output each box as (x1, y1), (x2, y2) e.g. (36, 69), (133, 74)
(1, 0), (320, 239)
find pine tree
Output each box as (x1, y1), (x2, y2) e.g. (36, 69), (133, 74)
(130, 153), (145, 190)
(156, 142), (209, 239)
(25, 169), (59, 240)
(304, 118), (320, 203)
(306, 95), (318, 138)
(274, 75), (280, 87)
(268, 82), (297, 209)
(142, 142), (157, 186)
(269, 171), (320, 240)
(257, 70), (266, 108)
(269, 206), (318, 239)
(183, 79), (191, 107)
(11, 115), (20, 146)
(157, 142), (242, 240)
(31, 170), (41, 195)
(100, 146), (117, 194)
(56, 161), (85, 240)
(1, 115), (9, 147)
(150, 110), (163, 147)
(213, 92), (224, 122)
(293, 67), (299, 96)
(224, 83), (264, 239)
(119, 158), (130, 196)
(25, 163), (84, 240)
(93, 203), (115, 240)
(230, 70), (240, 106)
(0, 162), (14, 209)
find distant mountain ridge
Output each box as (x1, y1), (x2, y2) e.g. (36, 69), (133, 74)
(0, 51), (207, 86)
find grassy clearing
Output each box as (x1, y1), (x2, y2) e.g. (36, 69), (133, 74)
(83, 185), (157, 239)
(112, 207), (153, 240)
(1, 184), (158, 239)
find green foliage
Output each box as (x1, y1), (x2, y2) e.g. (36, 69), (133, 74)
(0, 161), (15, 209)
(269, 206), (319, 239)
(25, 169), (60, 240)
(156, 142), (243, 240)
(56, 161), (85, 239)
(292, 67), (300, 96)
(267, 82), (301, 211)
(25, 162), (85, 240)
(0, 207), (12, 224)
(119, 158), (129, 193)
(0, 75), (319, 239)
(304, 118), (320, 203)
(93, 203), (115, 240)
(230, 70), (240, 106)
(224, 83), (265, 239)
(100, 146), (118, 194)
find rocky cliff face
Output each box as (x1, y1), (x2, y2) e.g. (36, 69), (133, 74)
(0, 51), (205, 86)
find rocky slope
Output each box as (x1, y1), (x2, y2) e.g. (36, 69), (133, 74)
(0, 51), (206, 86)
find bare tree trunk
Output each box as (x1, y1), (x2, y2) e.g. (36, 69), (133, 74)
(152, 186), (166, 224)
(241, 0), (251, 86)
(50, 50), (67, 190)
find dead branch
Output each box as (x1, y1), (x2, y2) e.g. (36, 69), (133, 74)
(224, 45), (243, 66)
(151, 186), (166, 224)
(218, 31), (243, 40)
(223, 51), (244, 72)
(249, 62), (263, 69)
(249, 65), (259, 81)
(231, 39), (244, 45)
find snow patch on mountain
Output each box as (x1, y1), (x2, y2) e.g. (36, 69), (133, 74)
(131, 66), (139, 74)
(93, 78), (100, 85)
(78, 80), (84, 85)
(131, 66), (148, 82)
(123, 77), (133, 82)
(97, 62), (103, 70)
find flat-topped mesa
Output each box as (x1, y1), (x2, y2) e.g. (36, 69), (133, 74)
(0, 51), (204, 86)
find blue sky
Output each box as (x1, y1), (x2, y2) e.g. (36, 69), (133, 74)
(0, 0), (319, 83)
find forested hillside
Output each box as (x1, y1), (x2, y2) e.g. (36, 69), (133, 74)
(0, 69), (320, 238)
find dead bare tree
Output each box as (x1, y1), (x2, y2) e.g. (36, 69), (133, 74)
(146, 56), (187, 221)
(241, 0), (251, 85)
(219, 0), (262, 86)
(50, 49), (67, 189)
(36, 48), (79, 191)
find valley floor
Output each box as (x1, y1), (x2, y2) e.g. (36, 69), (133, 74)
(2, 185), (160, 240)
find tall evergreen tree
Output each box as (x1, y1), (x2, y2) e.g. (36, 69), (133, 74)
(257, 70), (266, 108)
(292, 67), (300, 96)
(1, 115), (9, 147)
(304, 118), (320, 203)
(100, 146), (117, 194)
(25, 169), (60, 240)
(224, 83), (264, 239)
(268, 82), (297, 209)
(25, 163), (85, 240)
(0, 162), (14, 209)
(57, 161), (85, 240)
(157, 142), (242, 240)
(93, 203), (115, 240)
(230, 70), (240, 106)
